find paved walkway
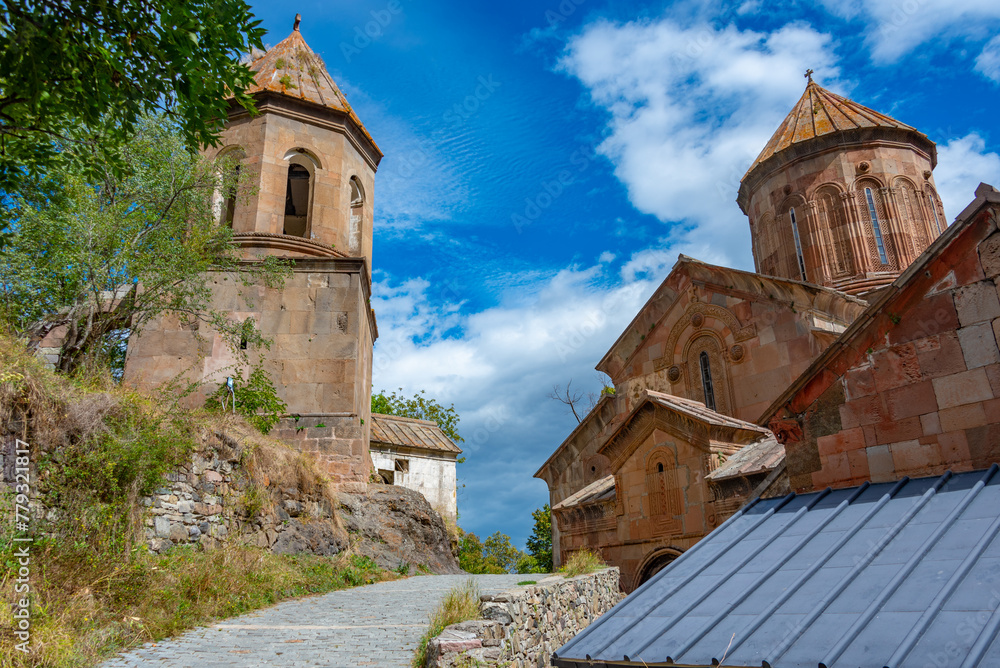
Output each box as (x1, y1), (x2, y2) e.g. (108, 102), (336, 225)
(100, 574), (526, 668)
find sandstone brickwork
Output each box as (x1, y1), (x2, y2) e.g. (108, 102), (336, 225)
(764, 184), (1000, 492)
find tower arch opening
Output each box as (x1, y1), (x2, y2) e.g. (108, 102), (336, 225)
(349, 175), (365, 254)
(282, 149), (321, 238)
(215, 146), (246, 228)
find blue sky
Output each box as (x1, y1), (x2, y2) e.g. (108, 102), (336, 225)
(248, 0), (1000, 549)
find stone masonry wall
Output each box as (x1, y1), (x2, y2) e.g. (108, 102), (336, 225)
(425, 568), (622, 668)
(142, 435), (345, 556)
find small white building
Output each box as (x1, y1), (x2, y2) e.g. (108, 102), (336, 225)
(369, 414), (461, 521)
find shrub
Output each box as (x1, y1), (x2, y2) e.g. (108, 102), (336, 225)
(559, 549), (606, 578)
(205, 361), (287, 434)
(412, 578), (481, 667)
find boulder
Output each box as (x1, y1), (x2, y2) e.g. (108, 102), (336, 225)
(338, 485), (461, 574)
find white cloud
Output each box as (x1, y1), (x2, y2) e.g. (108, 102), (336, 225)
(370, 263), (656, 541)
(976, 35), (1000, 83)
(815, 0), (1000, 63)
(558, 18), (842, 270)
(934, 133), (1000, 220)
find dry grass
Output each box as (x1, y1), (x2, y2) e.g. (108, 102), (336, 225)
(0, 333), (375, 667)
(411, 578), (482, 668)
(559, 549), (607, 578)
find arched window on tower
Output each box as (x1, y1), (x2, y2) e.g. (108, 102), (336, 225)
(283, 163), (312, 237)
(699, 351), (716, 411)
(894, 177), (928, 258)
(215, 147), (246, 228)
(865, 188), (888, 264)
(926, 188), (944, 235)
(789, 207), (807, 281)
(815, 186), (851, 277)
(349, 176), (365, 255)
(857, 181), (896, 270)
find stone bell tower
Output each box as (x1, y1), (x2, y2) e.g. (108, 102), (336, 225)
(124, 16), (382, 488)
(738, 73), (947, 296)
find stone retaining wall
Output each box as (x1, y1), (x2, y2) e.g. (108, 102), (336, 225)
(142, 436), (345, 555)
(425, 568), (622, 668)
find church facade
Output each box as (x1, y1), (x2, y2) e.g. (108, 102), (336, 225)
(124, 21), (381, 490)
(536, 77), (958, 591)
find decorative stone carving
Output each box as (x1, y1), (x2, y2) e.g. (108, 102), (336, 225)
(923, 170), (932, 180)
(690, 312), (705, 328)
(729, 344), (745, 362)
(667, 366), (681, 382)
(857, 160), (871, 174)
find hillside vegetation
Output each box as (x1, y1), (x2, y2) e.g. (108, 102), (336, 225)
(0, 334), (389, 667)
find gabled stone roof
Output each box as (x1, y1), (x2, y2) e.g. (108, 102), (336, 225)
(244, 22), (379, 154)
(596, 255), (866, 381)
(738, 80), (936, 212)
(746, 81), (919, 177)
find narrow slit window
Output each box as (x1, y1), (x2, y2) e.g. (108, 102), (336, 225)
(699, 351), (716, 411)
(928, 192), (943, 234)
(790, 207), (807, 280)
(865, 188), (889, 264)
(223, 164), (240, 227)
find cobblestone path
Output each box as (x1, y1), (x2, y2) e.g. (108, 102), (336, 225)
(100, 574), (527, 668)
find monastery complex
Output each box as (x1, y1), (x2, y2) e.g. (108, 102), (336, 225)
(536, 74), (1000, 591)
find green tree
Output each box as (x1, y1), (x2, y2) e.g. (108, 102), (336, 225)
(526, 505), (553, 573)
(371, 388), (463, 445)
(0, 114), (288, 374)
(456, 529), (543, 574)
(457, 531), (505, 574)
(0, 0), (264, 189)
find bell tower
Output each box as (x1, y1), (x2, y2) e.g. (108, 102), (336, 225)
(738, 74), (946, 296)
(124, 16), (382, 489)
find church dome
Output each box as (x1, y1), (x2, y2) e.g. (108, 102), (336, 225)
(738, 76), (946, 296)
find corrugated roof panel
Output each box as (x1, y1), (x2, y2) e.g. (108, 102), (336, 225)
(553, 468), (1000, 668)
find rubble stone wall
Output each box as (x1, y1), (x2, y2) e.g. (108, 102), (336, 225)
(425, 568), (622, 668)
(142, 443), (344, 556)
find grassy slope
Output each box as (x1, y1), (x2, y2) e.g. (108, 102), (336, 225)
(0, 336), (391, 667)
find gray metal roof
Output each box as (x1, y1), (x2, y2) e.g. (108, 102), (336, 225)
(553, 467), (1000, 668)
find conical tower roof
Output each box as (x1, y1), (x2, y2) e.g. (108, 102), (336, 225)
(244, 20), (378, 153)
(745, 80), (923, 177)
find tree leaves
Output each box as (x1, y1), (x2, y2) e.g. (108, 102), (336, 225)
(0, 0), (265, 191)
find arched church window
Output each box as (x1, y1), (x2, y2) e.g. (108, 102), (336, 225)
(864, 187), (889, 265)
(349, 176), (365, 254)
(789, 207), (807, 281)
(215, 147), (245, 228)
(815, 186), (850, 276)
(646, 452), (682, 518)
(283, 163), (312, 237)
(894, 178), (927, 257)
(699, 351), (716, 411)
(928, 191), (943, 234)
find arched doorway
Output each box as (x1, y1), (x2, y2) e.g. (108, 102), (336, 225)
(634, 547), (683, 590)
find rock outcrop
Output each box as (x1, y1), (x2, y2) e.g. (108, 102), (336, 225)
(339, 485), (462, 574)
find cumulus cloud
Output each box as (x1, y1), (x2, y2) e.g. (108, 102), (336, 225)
(934, 134), (1000, 220)
(370, 264), (656, 542)
(976, 35), (1000, 83)
(815, 0), (1000, 64)
(558, 18), (841, 270)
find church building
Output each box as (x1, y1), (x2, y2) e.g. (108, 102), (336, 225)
(536, 75), (955, 591)
(124, 18), (381, 491)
